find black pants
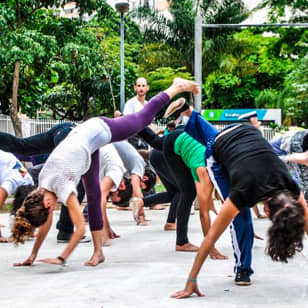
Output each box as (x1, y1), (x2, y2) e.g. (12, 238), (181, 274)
(56, 181), (85, 233)
(0, 122), (79, 234)
(139, 127), (195, 245)
(0, 122), (75, 155)
(163, 131), (196, 246)
(144, 149), (179, 223)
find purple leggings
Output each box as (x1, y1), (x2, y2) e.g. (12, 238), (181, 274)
(82, 92), (170, 231)
(102, 92), (170, 142)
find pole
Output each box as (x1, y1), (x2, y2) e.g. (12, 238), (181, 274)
(120, 12), (125, 112)
(194, 12), (202, 112)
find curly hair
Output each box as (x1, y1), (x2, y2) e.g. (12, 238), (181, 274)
(266, 190), (305, 263)
(12, 189), (49, 245)
(11, 184), (36, 216)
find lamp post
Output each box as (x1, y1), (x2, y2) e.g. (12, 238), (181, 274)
(115, 0), (129, 112)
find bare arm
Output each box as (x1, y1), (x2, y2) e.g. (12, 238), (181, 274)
(14, 209), (53, 266)
(59, 193), (86, 260)
(38, 193), (85, 265)
(131, 174), (142, 199)
(171, 198), (239, 299)
(285, 152), (308, 166)
(195, 168), (213, 237)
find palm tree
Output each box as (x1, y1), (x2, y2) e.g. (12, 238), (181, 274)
(132, 0), (248, 75)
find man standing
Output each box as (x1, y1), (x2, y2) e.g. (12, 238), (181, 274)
(123, 77), (150, 115)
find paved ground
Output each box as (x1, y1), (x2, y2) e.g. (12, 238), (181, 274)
(1, 206), (308, 308)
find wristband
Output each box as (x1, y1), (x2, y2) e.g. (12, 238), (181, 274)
(188, 278), (197, 283)
(57, 256), (66, 265)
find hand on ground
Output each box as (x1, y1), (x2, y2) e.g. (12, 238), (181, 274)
(14, 256), (35, 266)
(171, 281), (205, 299)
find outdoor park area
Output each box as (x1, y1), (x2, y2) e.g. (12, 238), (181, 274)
(0, 0), (308, 307)
(1, 205), (308, 308)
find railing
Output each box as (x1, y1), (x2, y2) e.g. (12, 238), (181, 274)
(0, 114), (276, 141)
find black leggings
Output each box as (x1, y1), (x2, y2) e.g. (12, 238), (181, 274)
(163, 131), (196, 246)
(144, 149), (179, 223)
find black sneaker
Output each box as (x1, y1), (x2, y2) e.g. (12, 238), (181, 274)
(235, 270), (251, 286)
(57, 231), (91, 243)
(57, 230), (71, 243)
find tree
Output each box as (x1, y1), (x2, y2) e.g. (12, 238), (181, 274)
(133, 0), (248, 75)
(202, 30), (294, 109)
(258, 0), (308, 22)
(0, 0), (106, 134)
(279, 55), (308, 127)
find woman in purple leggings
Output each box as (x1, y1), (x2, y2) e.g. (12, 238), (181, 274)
(12, 78), (199, 267)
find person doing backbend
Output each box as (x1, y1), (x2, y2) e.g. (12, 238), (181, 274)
(166, 103), (308, 298)
(11, 78), (199, 268)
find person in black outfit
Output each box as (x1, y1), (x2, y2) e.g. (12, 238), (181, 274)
(170, 107), (308, 299)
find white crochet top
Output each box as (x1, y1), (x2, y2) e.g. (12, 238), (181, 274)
(39, 118), (112, 204)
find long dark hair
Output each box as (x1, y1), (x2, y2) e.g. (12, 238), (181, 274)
(266, 190), (305, 263)
(12, 189), (49, 245)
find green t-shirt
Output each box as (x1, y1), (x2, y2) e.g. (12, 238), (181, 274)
(174, 132), (206, 182)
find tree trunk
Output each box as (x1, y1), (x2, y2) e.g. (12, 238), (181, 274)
(11, 60), (23, 137)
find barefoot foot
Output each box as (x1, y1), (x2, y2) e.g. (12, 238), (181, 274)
(172, 78), (200, 95)
(102, 236), (112, 247)
(209, 248), (228, 260)
(164, 223), (176, 231)
(176, 242), (199, 252)
(84, 252), (105, 266)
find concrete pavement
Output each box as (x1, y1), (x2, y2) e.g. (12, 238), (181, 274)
(0, 207), (308, 308)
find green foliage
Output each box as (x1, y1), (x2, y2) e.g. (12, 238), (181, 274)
(203, 72), (258, 108)
(144, 66), (194, 118)
(0, 0), (143, 120)
(145, 66), (193, 96)
(134, 0), (248, 74)
(202, 29), (299, 110)
(258, 0), (308, 22)
(255, 89), (280, 108)
(138, 43), (183, 74)
(279, 55), (308, 127)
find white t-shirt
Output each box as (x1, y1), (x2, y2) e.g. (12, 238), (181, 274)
(39, 117), (112, 204)
(113, 141), (145, 178)
(123, 96), (147, 115)
(0, 150), (33, 195)
(99, 144), (126, 192)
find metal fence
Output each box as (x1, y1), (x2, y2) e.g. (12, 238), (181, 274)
(0, 114), (276, 140)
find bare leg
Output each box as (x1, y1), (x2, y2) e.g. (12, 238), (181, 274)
(195, 169), (228, 260)
(164, 78), (200, 99)
(84, 230), (105, 266)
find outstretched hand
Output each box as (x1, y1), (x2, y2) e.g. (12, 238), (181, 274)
(171, 281), (205, 299)
(14, 256), (35, 267)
